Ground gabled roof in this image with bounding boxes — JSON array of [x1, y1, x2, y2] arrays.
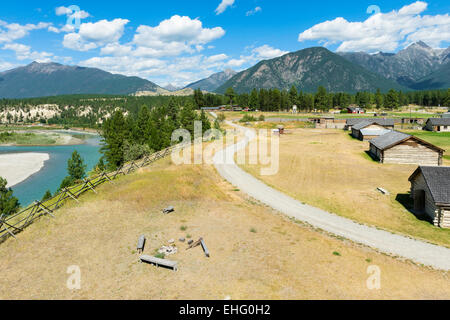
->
[[427, 118, 450, 126], [370, 131, 445, 152], [409, 166, 450, 206], [360, 128, 391, 136], [346, 118, 395, 127], [352, 120, 374, 130]]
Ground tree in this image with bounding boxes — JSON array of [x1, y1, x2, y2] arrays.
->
[[0, 177, 19, 216], [385, 89, 399, 109], [225, 87, 236, 107], [193, 89, 205, 108], [375, 89, 384, 108], [67, 150, 86, 181], [199, 110, 211, 132], [180, 103, 198, 137], [249, 89, 259, 110], [41, 190, 53, 202], [314, 86, 329, 111], [289, 85, 298, 106], [102, 110, 127, 169]]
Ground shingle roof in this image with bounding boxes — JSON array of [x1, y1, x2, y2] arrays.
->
[[409, 166, 450, 205], [370, 131, 411, 150], [360, 128, 391, 137], [352, 120, 374, 130], [346, 118, 395, 127], [427, 118, 450, 126]]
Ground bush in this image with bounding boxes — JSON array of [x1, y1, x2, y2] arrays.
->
[[239, 114, 257, 123]]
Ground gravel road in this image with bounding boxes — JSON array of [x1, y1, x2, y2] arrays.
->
[[212, 115, 450, 270]]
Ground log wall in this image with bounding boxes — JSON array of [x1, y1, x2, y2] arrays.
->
[[382, 140, 441, 166]]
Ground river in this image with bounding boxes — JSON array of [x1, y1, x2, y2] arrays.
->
[[0, 132, 102, 206]]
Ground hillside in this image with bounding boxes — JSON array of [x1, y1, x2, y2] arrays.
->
[[0, 151, 449, 299], [216, 47, 406, 94], [0, 62, 162, 98], [410, 62, 450, 90], [339, 42, 449, 89], [185, 69, 237, 92]]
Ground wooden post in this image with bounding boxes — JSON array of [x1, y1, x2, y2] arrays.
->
[[83, 179, 97, 194], [35, 201, 55, 218], [64, 188, 79, 203]]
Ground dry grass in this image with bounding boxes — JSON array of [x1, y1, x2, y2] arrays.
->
[[0, 156, 449, 300], [240, 128, 450, 248]]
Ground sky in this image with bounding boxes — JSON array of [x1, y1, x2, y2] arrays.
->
[[0, 0, 448, 87]]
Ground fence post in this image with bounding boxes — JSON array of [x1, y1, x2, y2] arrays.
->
[[64, 188, 79, 202], [35, 201, 55, 218]]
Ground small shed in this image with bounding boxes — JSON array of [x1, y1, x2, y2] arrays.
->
[[409, 166, 450, 228], [369, 131, 444, 166], [424, 118, 450, 132], [351, 120, 392, 141]]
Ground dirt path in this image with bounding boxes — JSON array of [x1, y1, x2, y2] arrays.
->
[[212, 114, 450, 271]]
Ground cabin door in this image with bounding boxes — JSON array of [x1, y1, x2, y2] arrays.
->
[[414, 190, 425, 212]]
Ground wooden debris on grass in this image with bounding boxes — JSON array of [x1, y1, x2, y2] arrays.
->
[[162, 206, 175, 214], [187, 237, 210, 258], [137, 235, 146, 254], [140, 255, 178, 271]]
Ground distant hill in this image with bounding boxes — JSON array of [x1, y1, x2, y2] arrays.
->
[[216, 47, 406, 94], [185, 69, 237, 92], [339, 42, 449, 89], [0, 62, 162, 98], [163, 84, 181, 92], [410, 62, 450, 90]]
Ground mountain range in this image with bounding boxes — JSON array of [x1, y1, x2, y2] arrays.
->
[[0, 62, 162, 98], [184, 69, 237, 92], [338, 41, 449, 89], [0, 41, 448, 99], [216, 47, 407, 94]]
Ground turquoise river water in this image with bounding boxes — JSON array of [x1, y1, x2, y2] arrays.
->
[[0, 132, 102, 206]]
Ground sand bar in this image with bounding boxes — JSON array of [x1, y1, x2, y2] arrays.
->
[[0, 153, 50, 187]]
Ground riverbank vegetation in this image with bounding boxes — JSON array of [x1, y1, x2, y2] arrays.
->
[[0, 131, 83, 146]]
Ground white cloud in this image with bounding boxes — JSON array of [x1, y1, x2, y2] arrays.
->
[[215, 0, 235, 15], [252, 44, 288, 59], [0, 21, 51, 43], [298, 1, 450, 52], [63, 19, 129, 51], [2, 43, 53, 62], [55, 6, 90, 19], [246, 6, 262, 16], [132, 15, 225, 57]]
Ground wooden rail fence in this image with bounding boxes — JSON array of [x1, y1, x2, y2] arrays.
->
[[0, 142, 190, 243]]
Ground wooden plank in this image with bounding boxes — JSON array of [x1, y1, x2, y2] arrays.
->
[[137, 235, 146, 253], [140, 255, 178, 271], [200, 239, 210, 258]]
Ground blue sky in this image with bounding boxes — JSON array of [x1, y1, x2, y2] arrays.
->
[[0, 0, 448, 87]]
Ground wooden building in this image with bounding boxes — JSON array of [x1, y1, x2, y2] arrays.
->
[[345, 118, 395, 131], [409, 166, 450, 228], [424, 118, 450, 132], [369, 131, 444, 165], [351, 120, 392, 140]]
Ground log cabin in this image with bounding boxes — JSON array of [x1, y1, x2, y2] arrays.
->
[[369, 131, 444, 165], [345, 118, 395, 131], [351, 120, 392, 140], [409, 166, 450, 228], [424, 118, 450, 132]]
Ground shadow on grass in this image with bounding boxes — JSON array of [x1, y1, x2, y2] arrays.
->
[[396, 193, 433, 224], [362, 151, 380, 163]]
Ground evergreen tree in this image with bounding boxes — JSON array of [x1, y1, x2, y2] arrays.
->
[[102, 110, 127, 169], [289, 85, 298, 106], [225, 87, 236, 107], [41, 190, 53, 202], [385, 89, 399, 109], [180, 103, 198, 137], [67, 150, 86, 181], [375, 89, 384, 108], [249, 89, 259, 110], [0, 177, 20, 216], [314, 86, 329, 110], [200, 110, 211, 132]]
